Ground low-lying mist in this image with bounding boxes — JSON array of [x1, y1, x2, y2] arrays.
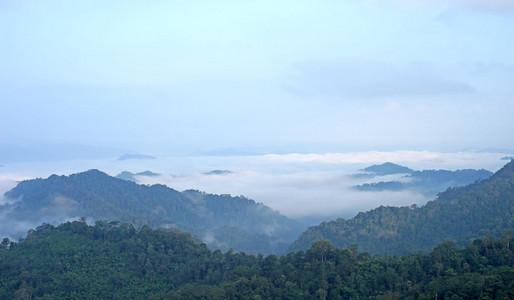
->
[[134, 170, 432, 222]]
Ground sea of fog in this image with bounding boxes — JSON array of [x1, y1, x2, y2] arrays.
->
[[0, 151, 510, 223]]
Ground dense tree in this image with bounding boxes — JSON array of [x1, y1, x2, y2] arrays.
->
[[0, 221, 512, 299], [354, 167, 493, 196], [291, 160, 514, 255], [2, 169, 301, 254]]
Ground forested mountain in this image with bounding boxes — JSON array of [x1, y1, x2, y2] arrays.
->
[[1, 170, 300, 254], [0, 220, 512, 299], [361, 162, 414, 175], [354, 168, 493, 196], [115, 170, 160, 182], [291, 160, 514, 256]]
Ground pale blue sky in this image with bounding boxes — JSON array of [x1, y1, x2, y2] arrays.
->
[[1, 0, 514, 153]]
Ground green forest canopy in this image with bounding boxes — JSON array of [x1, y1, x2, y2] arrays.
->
[[0, 220, 512, 299]]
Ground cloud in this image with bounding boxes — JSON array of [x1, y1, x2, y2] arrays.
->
[[285, 61, 475, 99], [0, 176, 21, 204], [134, 168, 434, 220], [452, 0, 514, 13], [49, 195, 79, 216], [382, 0, 514, 14]]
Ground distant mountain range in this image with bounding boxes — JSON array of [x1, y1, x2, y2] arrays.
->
[[361, 162, 414, 175], [202, 170, 233, 175], [2, 170, 301, 254], [116, 153, 157, 160], [290, 160, 514, 255], [115, 170, 161, 182], [353, 162, 493, 196]]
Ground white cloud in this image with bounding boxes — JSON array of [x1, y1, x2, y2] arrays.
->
[[455, 0, 514, 13], [0, 177, 20, 205], [384, 0, 514, 13]]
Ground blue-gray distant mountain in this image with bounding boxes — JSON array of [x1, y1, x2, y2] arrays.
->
[[354, 168, 493, 196], [203, 170, 233, 175], [361, 162, 414, 175], [116, 170, 160, 182], [117, 153, 157, 160], [2, 170, 301, 254], [290, 160, 514, 256]]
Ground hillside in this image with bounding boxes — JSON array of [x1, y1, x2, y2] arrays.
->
[[115, 170, 160, 182], [1, 170, 300, 254], [354, 168, 493, 196], [361, 162, 414, 175], [0, 220, 512, 299], [290, 160, 514, 255]]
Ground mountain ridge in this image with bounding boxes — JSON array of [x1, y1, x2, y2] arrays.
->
[[290, 160, 514, 255], [2, 169, 300, 254]]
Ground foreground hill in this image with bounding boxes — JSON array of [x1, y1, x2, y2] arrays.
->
[[0, 221, 512, 299], [291, 160, 514, 255], [2, 169, 300, 254]]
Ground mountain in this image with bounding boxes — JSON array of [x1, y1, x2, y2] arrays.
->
[[203, 170, 233, 175], [361, 162, 414, 175], [1, 220, 512, 299], [115, 170, 160, 182], [290, 160, 514, 255], [116, 153, 157, 160], [354, 168, 493, 196], [1, 170, 300, 254]]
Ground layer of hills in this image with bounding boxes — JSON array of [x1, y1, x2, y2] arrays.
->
[[0, 220, 512, 299], [291, 160, 514, 255], [353, 162, 493, 196], [115, 170, 160, 182], [1, 161, 511, 257], [2, 169, 301, 254]]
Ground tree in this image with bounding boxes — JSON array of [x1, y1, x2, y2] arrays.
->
[[308, 240, 336, 263]]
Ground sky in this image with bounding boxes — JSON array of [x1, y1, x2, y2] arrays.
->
[[1, 0, 514, 154]]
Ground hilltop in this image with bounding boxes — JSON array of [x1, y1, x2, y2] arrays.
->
[[291, 160, 514, 255], [2, 169, 300, 254], [361, 162, 414, 175], [354, 168, 493, 196]]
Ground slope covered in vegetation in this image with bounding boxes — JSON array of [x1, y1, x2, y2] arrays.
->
[[291, 160, 514, 255], [0, 221, 512, 299], [354, 168, 493, 196], [2, 170, 300, 254]]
